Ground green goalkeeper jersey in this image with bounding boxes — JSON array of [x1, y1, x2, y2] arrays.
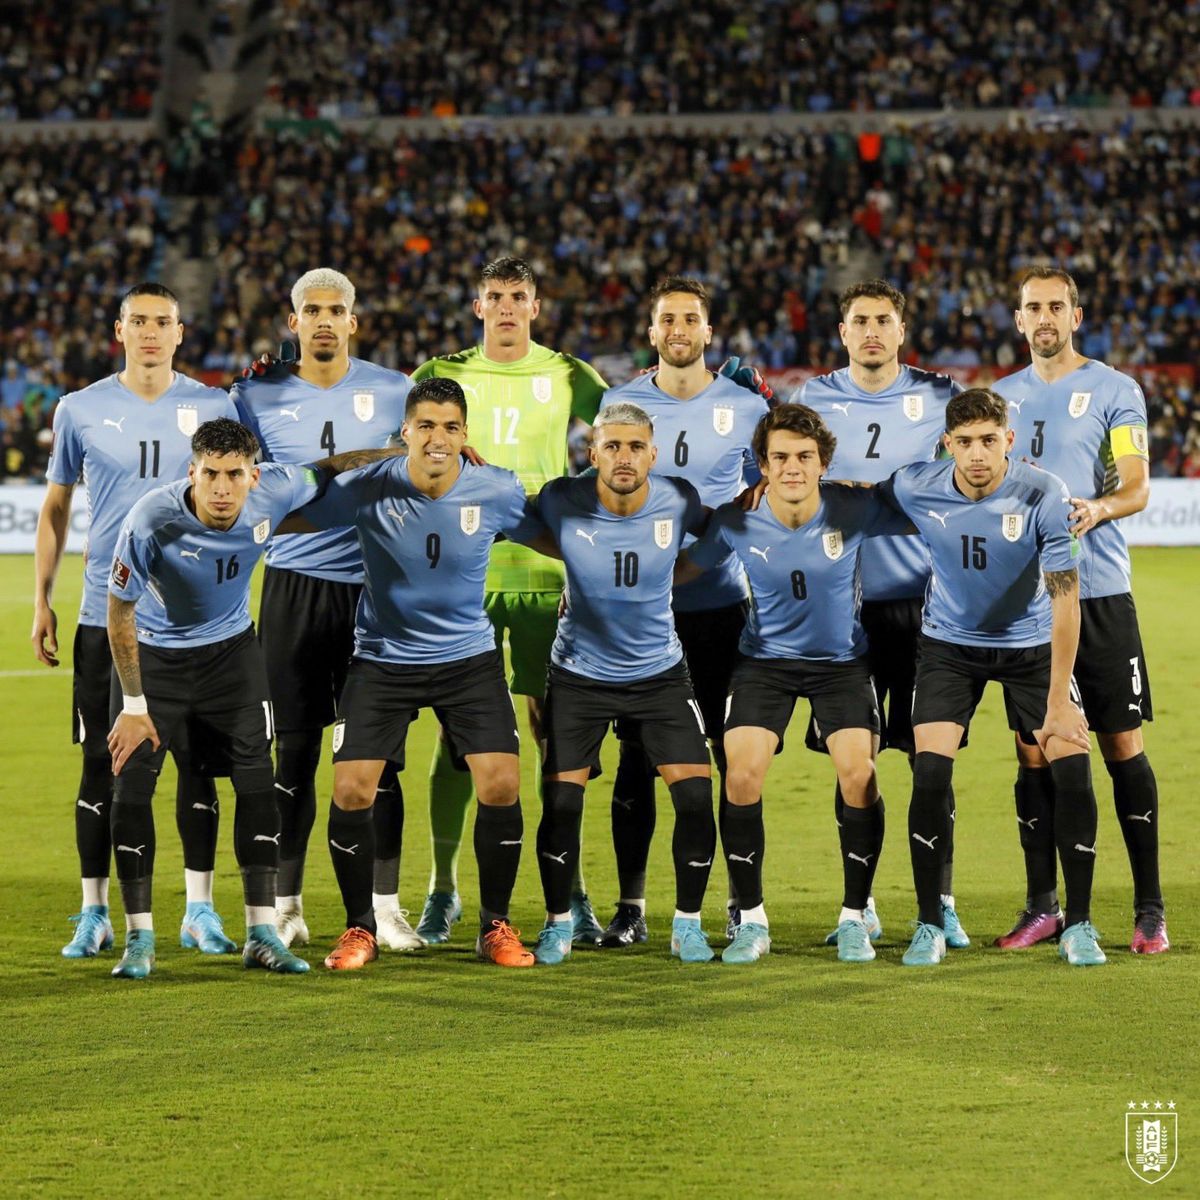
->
[[411, 342, 608, 591]]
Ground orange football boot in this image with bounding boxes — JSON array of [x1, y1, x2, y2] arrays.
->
[[476, 920, 535, 968], [324, 926, 379, 971]]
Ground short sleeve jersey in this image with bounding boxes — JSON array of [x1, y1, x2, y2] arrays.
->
[[795, 365, 959, 602], [536, 475, 704, 683], [45, 373, 237, 627], [298, 458, 540, 665], [689, 485, 909, 661], [232, 358, 412, 584], [607, 371, 768, 612], [880, 458, 1079, 649], [412, 342, 608, 592], [109, 463, 322, 648], [992, 360, 1148, 600]]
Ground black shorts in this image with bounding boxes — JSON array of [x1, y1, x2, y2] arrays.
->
[[805, 596, 923, 756], [911, 635, 1054, 746], [727, 655, 880, 754], [616, 603, 746, 746], [112, 627, 275, 791], [543, 661, 709, 778], [1075, 594, 1153, 733], [72, 624, 113, 756], [333, 650, 518, 766], [259, 567, 360, 732]]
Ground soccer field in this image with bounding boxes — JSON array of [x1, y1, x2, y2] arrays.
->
[[1, 550, 1195, 1198]]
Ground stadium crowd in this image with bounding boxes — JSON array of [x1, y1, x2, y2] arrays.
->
[[3, 120, 1198, 478], [268, 0, 1200, 118]]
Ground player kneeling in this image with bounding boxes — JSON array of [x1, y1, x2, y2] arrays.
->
[[677, 405, 905, 963]]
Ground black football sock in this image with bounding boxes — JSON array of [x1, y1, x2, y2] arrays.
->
[[328, 804, 376, 932], [274, 729, 321, 897], [1014, 766, 1059, 913], [233, 789, 280, 909], [112, 767, 158, 917], [840, 800, 883, 911], [76, 754, 114, 880], [1107, 754, 1162, 914], [611, 742, 656, 899], [669, 776, 716, 913], [909, 753, 954, 928], [941, 784, 957, 895], [174, 763, 219, 873], [1050, 754, 1099, 929], [721, 801, 764, 911], [474, 799, 523, 927], [537, 780, 584, 915], [713, 743, 738, 906], [372, 763, 404, 896]]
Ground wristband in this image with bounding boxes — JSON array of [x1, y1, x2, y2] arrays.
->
[[122, 694, 149, 716]]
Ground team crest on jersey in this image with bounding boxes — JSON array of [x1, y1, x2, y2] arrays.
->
[[822, 531, 844, 560], [902, 394, 924, 421], [712, 405, 735, 436], [654, 519, 674, 549], [353, 391, 375, 422], [531, 376, 552, 404], [460, 505, 482, 535], [253, 518, 271, 544], [1001, 513, 1024, 542], [176, 405, 199, 436], [1068, 391, 1091, 418]]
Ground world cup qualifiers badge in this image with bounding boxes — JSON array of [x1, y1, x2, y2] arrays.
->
[[1125, 1101, 1177, 1184]]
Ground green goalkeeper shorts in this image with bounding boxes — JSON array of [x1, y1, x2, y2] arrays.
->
[[484, 590, 561, 700]]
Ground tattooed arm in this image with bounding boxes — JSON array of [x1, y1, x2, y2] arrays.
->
[[106, 593, 160, 774], [1037, 566, 1089, 753], [312, 447, 406, 477]]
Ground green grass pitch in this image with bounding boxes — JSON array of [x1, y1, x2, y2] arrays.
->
[[1, 550, 1196, 1197]]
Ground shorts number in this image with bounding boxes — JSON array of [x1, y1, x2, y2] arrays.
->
[[790, 569, 807, 600], [215, 554, 239, 583], [426, 533, 441, 569], [492, 407, 520, 445], [674, 431, 689, 468], [1030, 420, 1045, 458], [866, 423, 882, 459], [613, 551, 639, 587], [138, 440, 161, 478], [960, 535, 987, 570], [320, 420, 336, 457], [1130, 656, 1142, 697]]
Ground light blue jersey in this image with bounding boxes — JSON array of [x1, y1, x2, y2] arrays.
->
[[299, 458, 539, 665], [795, 366, 959, 602], [608, 371, 767, 612], [110, 463, 322, 648], [537, 475, 705, 683], [233, 358, 412, 584], [880, 458, 1079, 649], [46, 373, 236, 627], [992, 360, 1148, 600], [689, 484, 910, 662]]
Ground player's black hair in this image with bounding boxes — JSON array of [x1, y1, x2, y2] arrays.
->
[[119, 281, 181, 319], [648, 275, 711, 320], [191, 417, 260, 461], [945, 388, 1009, 432], [838, 279, 906, 320], [752, 404, 837, 468], [1018, 266, 1080, 309], [479, 256, 536, 290], [406, 376, 468, 420]]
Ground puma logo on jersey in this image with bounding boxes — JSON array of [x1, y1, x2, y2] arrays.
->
[[575, 528, 598, 546], [180, 548, 202, 560], [911, 833, 939, 850], [749, 545, 770, 563], [103, 417, 126, 432], [926, 510, 950, 528], [384, 507, 407, 526], [1007, 398, 1027, 413], [279, 407, 301, 421], [829, 402, 852, 416]]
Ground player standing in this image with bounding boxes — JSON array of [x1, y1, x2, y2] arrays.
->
[[409, 257, 608, 945], [33, 283, 238, 960], [994, 268, 1166, 953], [530, 402, 718, 966], [794, 280, 969, 948], [597, 277, 768, 947], [233, 269, 416, 952], [880, 390, 1104, 968]]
